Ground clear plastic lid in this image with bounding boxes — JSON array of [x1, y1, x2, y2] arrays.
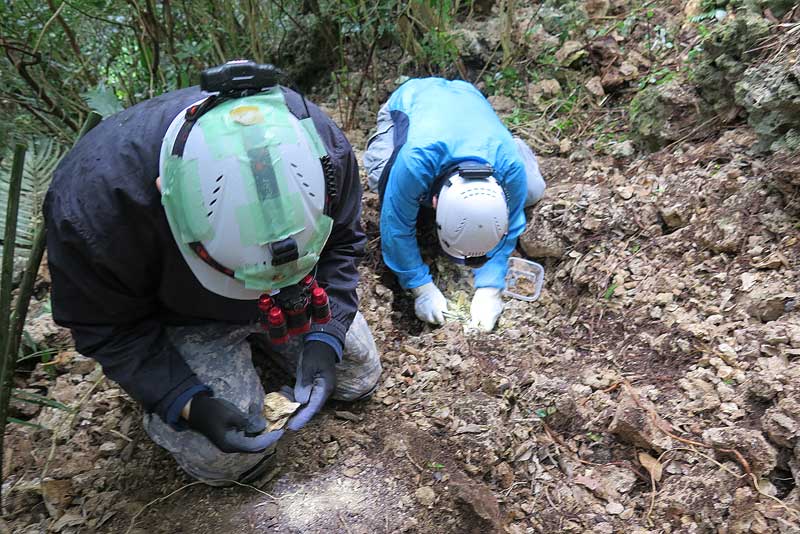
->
[[503, 257, 544, 302]]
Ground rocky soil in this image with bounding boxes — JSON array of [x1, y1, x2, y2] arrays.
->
[[3, 1, 800, 533]]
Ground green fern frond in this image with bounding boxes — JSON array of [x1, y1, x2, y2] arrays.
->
[[0, 138, 66, 267]]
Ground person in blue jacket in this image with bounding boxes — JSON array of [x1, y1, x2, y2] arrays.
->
[[363, 77, 546, 332]]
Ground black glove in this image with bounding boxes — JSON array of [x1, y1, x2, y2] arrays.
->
[[187, 392, 284, 453], [288, 340, 337, 431]]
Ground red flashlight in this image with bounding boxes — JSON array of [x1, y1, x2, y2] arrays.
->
[[311, 286, 331, 324]]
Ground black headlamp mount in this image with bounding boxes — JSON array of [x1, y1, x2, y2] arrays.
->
[[201, 60, 284, 97], [431, 160, 494, 199]]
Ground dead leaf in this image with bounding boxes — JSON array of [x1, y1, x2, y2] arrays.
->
[[41, 478, 73, 518], [52, 513, 84, 532], [268, 416, 290, 432], [638, 452, 663, 482], [574, 474, 601, 491], [741, 272, 758, 292], [585, 76, 605, 97]]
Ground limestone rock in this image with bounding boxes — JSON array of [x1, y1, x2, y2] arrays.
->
[[451, 480, 502, 534], [655, 472, 743, 526], [41, 478, 73, 518], [735, 61, 800, 153], [538, 79, 562, 98], [488, 95, 515, 114], [630, 80, 702, 151], [584, 0, 610, 18], [415, 486, 436, 507], [609, 392, 673, 453], [744, 283, 797, 322], [659, 203, 689, 228], [585, 76, 605, 97], [519, 220, 566, 258], [702, 427, 777, 477], [263, 392, 301, 431], [761, 397, 800, 448], [555, 41, 586, 67], [692, 14, 771, 116]]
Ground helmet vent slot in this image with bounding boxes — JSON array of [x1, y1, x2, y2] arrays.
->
[[207, 175, 224, 220]]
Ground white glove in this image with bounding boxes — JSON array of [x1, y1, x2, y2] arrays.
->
[[470, 287, 504, 332], [411, 282, 448, 325]]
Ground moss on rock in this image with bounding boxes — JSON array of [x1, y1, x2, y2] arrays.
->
[[701, 0, 796, 17], [538, 0, 588, 36], [743, 0, 797, 17], [735, 61, 800, 153], [690, 13, 770, 115], [629, 80, 701, 150]]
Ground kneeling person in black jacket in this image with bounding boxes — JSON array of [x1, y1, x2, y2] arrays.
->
[[44, 62, 381, 485]]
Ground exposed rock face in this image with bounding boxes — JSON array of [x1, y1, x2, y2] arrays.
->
[[692, 13, 771, 115], [735, 60, 800, 153], [744, 0, 798, 17], [629, 80, 702, 150]]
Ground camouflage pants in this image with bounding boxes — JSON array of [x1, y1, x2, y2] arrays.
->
[[142, 312, 381, 485]]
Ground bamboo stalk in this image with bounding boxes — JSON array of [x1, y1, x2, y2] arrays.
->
[[0, 144, 27, 510]]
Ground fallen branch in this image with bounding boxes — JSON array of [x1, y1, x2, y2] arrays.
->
[[405, 451, 424, 472]]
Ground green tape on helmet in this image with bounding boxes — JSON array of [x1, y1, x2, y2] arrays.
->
[[236, 192, 305, 247], [235, 214, 334, 290], [299, 117, 328, 158], [233, 123, 306, 246], [161, 156, 213, 243], [198, 88, 298, 160], [160, 85, 334, 297]]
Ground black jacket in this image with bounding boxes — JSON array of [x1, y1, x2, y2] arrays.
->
[[44, 86, 365, 421]]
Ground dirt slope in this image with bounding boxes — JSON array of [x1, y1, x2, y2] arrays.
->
[[4, 2, 800, 532], [3, 120, 798, 533]]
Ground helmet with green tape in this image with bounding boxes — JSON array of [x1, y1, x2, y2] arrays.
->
[[159, 79, 334, 300]]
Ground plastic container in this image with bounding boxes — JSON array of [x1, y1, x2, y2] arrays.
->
[[503, 257, 544, 302]]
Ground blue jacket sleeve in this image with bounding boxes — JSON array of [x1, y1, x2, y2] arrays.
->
[[380, 149, 434, 290], [473, 162, 527, 288]]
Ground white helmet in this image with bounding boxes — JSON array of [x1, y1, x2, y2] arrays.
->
[[435, 162, 509, 267], [159, 85, 333, 300]]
